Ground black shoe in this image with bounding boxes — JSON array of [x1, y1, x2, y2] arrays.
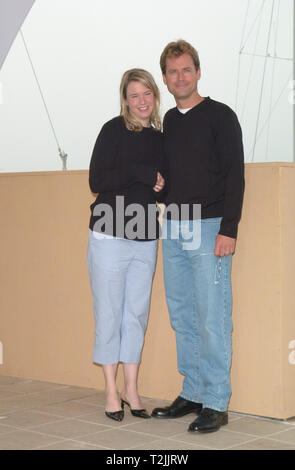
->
[[105, 409, 124, 422], [188, 407, 228, 433], [152, 396, 202, 419], [121, 398, 151, 419]]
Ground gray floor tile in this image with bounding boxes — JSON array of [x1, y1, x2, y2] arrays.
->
[[73, 394, 105, 406], [168, 429, 260, 450], [34, 401, 103, 418], [0, 376, 28, 386], [77, 410, 146, 427], [0, 393, 57, 411], [26, 387, 98, 405], [32, 418, 109, 439], [269, 427, 295, 445], [229, 437, 295, 450], [0, 404, 21, 415], [225, 416, 290, 437], [0, 429, 64, 450], [35, 439, 109, 450], [0, 423, 21, 435], [78, 428, 161, 450], [0, 379, 68, 395], [130, 437, 208, 450], [0, 410, 66, 429], [142, 398, 171, 406], [124, 418, 189, 438], [0, 398, 37, 413], [0, 389, 26, 399]]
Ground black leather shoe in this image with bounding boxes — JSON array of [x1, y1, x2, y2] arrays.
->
[[152, 396, 202, 419], [188, 407, 228, 433], [105, 410, 124, 422], [121, 399, 151, 419]]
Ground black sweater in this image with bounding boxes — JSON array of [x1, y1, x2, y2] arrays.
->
[[162, 97, 245, 238], [89, 116, 165, 240]]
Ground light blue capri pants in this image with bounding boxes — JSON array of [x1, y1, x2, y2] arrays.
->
[[87, 229, 158, 365]]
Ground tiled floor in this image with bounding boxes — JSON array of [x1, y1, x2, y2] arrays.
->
[[0, 375, 294, 450]]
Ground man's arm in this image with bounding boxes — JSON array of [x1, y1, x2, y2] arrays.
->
[[214, 108, 245, 256]]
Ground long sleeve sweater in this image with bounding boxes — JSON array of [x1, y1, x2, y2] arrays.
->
[[89, 116, 165, 240], [162, 97, 245, 238]]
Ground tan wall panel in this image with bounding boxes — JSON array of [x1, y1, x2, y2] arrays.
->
[[0, 165, 294, 418], [281, 167, 295, 418], [229, 165, 283, 417], [0, 172, 95, 385]]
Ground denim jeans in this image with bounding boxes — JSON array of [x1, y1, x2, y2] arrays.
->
[[162, 218, 233, 411]]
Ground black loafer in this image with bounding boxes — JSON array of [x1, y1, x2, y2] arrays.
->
[[188, 407, 228, 433], [152, 396, 202, 419]]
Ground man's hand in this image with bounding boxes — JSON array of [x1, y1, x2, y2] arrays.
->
[[214, 234, 236, 257], [153, 172, 165, 192]]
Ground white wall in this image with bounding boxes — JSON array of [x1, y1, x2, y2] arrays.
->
[[0, 0, 293, 172]]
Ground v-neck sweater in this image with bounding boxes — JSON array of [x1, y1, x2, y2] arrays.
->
[[162, 97, 245, 238]]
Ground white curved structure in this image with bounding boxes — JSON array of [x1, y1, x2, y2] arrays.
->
[[0, 0, 35, 70]]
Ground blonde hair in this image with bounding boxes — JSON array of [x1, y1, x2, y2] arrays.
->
[[120, 68, 161, 132], [160, 39, 200, 75]]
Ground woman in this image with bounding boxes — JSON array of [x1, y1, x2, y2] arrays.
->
[[87, 69, 165, 421]]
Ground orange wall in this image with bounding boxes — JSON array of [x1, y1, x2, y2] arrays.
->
[[0, 164, 294, 419]]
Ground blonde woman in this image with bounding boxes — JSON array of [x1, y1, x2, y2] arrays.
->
[[88, 69, 165, 421]]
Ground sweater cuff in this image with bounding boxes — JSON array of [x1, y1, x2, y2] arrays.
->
[[219, 218, 238, 239]]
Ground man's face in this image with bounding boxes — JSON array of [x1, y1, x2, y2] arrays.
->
[[163, 53, 200, 102]]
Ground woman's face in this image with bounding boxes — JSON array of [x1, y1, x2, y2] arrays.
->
[[125, 81, 155, 127]]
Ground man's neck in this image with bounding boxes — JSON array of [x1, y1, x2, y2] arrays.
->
[[176, 92, 204, 110]]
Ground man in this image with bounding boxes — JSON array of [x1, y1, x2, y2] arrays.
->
[[152, 40, 244, 433]]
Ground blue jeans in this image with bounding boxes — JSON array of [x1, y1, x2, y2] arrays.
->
[[162, 218, 233, 411]]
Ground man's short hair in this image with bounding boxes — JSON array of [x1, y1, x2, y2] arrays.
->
[[160, 39, 200, 75]]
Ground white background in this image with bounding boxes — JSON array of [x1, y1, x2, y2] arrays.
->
[[0, 0, 293, 172]]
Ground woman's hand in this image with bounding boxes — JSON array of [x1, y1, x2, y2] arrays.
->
[[153, 172, 165, 192]]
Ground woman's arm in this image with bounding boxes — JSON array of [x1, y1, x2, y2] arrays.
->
[[89, 121, 158, 193], [89, 121, 131, 193]]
